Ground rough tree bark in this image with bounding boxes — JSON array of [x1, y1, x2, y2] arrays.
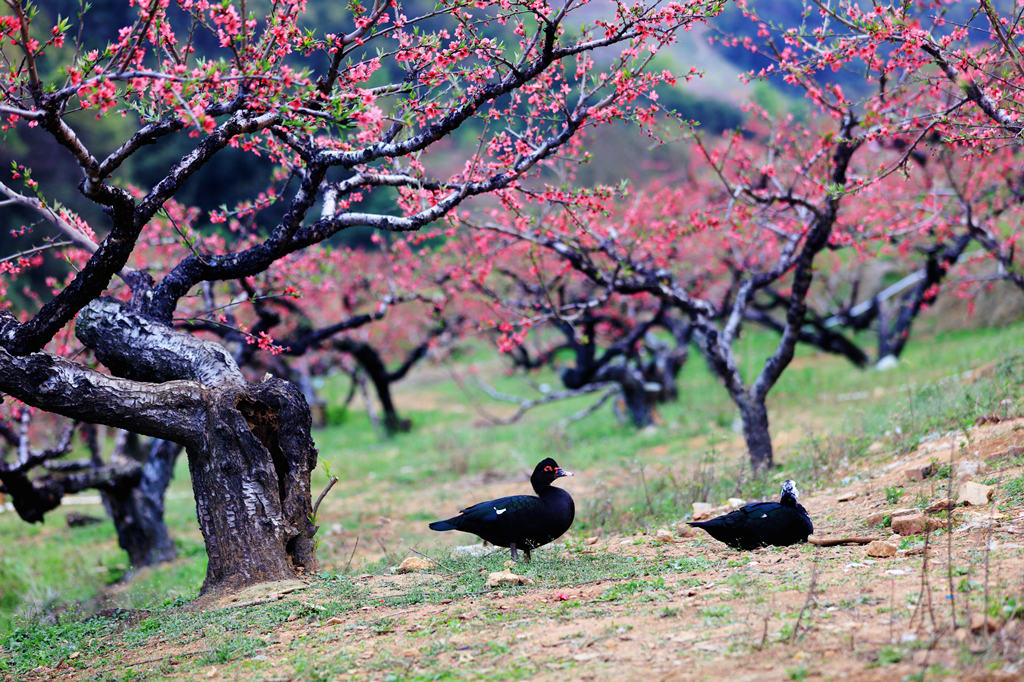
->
[[187, 378, 317, 589], [76, 299, 318, 592], [1, 299, 318, 593], [735, 394, 773, 469]]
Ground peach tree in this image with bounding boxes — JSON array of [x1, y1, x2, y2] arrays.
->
[[0, 0, 721, 593]]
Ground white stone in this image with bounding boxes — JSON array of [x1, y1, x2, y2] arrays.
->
[[692, 502, 713, 520], [955, 460, 986, 480], [957, 481, 995, 507], [451, 544, 491, 558]]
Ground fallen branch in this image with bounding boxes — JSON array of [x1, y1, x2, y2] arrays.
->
[[808, 535, 881, 546]]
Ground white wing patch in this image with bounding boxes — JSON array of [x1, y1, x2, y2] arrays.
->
[[494, 508, 507, 515], [760, 513, 768, 518]]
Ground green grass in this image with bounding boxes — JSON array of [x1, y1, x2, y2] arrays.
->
[[0, 547, 709, 677], [1, 316, 1024, 670], [0, 511, 132, 633], [372, 550, 677, 609], [597, 576, 668, 602], [1001, 474, 1024, 511], [0, 455, 207, 635], [885, 485, 905, 505]]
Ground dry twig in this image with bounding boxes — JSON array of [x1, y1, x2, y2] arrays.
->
[[790, 561, 820, 642]]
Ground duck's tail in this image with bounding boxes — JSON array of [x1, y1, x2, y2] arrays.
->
[[428, 518, 458, 531]]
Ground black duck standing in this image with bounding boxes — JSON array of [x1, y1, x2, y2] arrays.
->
[[429, 458, 575, 561], [687, 479, 812, 550]]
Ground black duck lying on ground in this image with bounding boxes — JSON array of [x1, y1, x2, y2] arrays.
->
[[688, 479, 813, 550], [428, 458, 575, 561]]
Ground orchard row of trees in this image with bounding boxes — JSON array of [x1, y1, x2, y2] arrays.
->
[[1, 0, 1022, 594]]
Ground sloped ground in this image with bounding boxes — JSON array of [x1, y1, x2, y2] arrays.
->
[[8, 416, 1024, 681]]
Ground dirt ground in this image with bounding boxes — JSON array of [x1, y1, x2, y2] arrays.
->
[[18, 415, 1024, 681]]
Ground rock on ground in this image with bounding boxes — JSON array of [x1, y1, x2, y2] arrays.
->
[[891, 511, 928, 536], [396, 556, 432, 573], [865, 540, 897, 557], [956, 460, 987, 480], [889, 511, 947, 535], [451, 544, 491, 558], [691, 502, 713, 520], [957, 481, 995, 506], [904, 463, 934, 481], [486, 570, 535, 588]]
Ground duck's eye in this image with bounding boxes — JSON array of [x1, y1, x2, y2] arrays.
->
[[544, 465, 552, 471]]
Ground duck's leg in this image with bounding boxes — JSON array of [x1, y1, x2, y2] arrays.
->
[[509, 543, 519, 561], [523, 548, 532, 563]]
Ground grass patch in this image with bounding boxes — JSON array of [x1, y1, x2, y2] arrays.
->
[[598, 577, 669, 602], [1001, 474, 1024, 511], [0, 547, 688, 677], [0, 615, 118, 675]]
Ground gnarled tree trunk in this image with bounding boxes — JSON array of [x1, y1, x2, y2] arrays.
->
[[0, 298, 322, 594], [642, 319, 692, 403], [600, 363, 656, 429], [97, 433, 181, 569], [736, 395, 773, 472], [335, 338, 411, 434], [188, 378, 318, 590], [877, 232, 974, 364]]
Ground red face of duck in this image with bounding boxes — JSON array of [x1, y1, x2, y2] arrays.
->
[[535, 458, 573, 484], [550, 464, 573, 479]]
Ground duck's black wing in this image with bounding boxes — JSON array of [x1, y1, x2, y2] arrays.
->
[[689, 502, 810, 550], [794, 502, 814, 538], [428, 494, 544, 547], [688, 503, 770, 549]]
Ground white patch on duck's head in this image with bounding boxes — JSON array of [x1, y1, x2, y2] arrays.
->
[[781, 479, 799, 500]]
